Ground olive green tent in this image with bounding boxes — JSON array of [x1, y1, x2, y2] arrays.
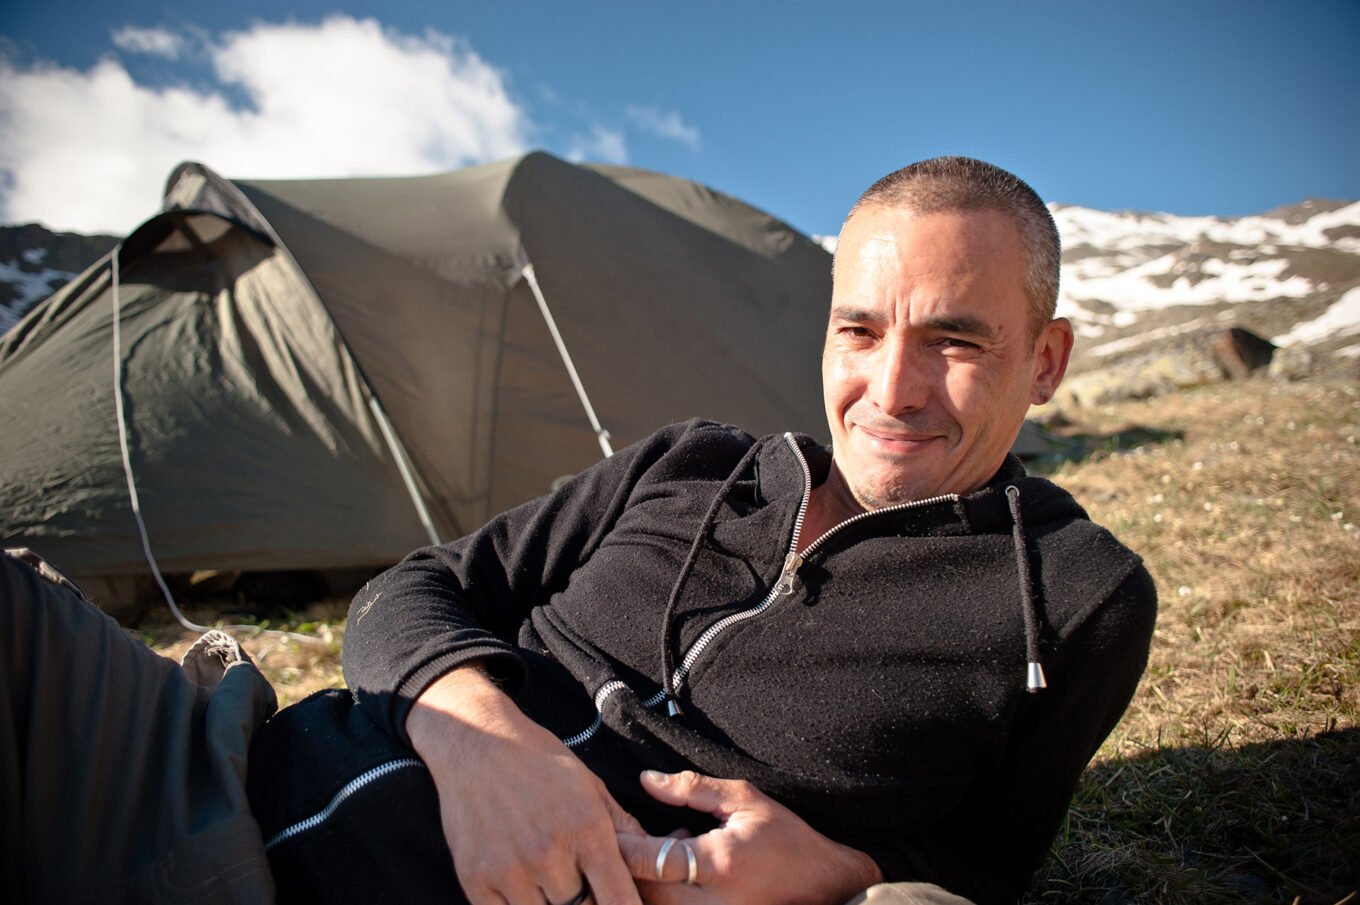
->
[[0, 152, 833, 600]]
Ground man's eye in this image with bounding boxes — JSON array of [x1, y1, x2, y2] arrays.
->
[[839, 325, 874, 338], [938, 337, 981, 350]]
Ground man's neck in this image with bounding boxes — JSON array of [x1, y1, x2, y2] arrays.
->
[[799, 463, 866, 554]]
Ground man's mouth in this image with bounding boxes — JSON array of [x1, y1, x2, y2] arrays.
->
[[855, 423, 943, 454]]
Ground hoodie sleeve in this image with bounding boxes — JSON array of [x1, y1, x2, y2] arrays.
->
[[342, 419, 750, 744], [861, 565, 1158, 904]]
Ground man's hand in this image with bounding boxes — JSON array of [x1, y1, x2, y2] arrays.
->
[[407, 666, 644, 905], [615, 771, 883, 905]]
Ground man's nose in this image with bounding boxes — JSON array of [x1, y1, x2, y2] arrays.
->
[[868, 341, 930, 414]]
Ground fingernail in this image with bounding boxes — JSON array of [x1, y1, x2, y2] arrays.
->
[[642, 769, 667, 783]]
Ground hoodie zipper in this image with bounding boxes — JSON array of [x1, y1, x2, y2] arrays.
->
[[666, 433, 959, 702]]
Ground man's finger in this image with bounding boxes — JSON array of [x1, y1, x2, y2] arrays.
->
[[615, 832, 704, 885], [639, 770, 752, 816], [577, 830, 645, 905], [541, 874, 591, 905]]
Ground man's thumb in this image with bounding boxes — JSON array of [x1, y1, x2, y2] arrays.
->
[[640, 770, 733, 813]]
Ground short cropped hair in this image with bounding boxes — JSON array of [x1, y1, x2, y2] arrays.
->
[[838, 157, 1061, 337]]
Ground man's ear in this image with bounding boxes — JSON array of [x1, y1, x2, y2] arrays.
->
[[1030, 317, 1074, 405]]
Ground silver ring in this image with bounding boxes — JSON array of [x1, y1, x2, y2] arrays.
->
[[680, 839, 698, 885], [655, 836, 677, 881]]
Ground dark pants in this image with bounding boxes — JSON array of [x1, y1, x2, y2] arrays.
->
[[247, 688, 462, 903], [0, 550, 277, 904]]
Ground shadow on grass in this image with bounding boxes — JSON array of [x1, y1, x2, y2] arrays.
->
[[1027, 727, 1360, 904], [1025, 424, 1186, 473]]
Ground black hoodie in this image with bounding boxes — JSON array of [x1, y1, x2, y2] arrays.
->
[[343, 419, 1156, 904]]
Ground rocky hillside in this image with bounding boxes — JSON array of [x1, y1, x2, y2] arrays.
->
[[0, 224, 119, 334], [1051, 199, 1360, 405]]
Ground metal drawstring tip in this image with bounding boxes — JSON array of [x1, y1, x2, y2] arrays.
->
[[666, 697, 682, 718], [1027, 661, 1048, 692]]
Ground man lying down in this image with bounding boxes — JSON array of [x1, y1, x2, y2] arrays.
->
[[2, 157, 1156, 905]]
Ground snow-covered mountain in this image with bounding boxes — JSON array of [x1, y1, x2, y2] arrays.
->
[[1051, 200, 1360, 375], [0, 225, 119, 334]]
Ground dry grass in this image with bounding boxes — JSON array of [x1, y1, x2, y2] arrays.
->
[[137, 599, 347, 708], [140, 377, 1359, 901], [1028, 377, 1359, 903]]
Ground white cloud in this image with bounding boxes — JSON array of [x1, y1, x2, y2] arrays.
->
[[0, 16, 530, 234], [111, 25, 188, 59], [625, 105, 701, 151], [566, 125, 628, 165]]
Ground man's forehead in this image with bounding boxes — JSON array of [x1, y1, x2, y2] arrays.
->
[[836, 208, 1024, 277], [830, 207, 1030, 336], [853, 232, 901, 258]]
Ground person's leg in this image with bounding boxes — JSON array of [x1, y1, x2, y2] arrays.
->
[[247, 687, 461, 903], [1, 549, 277, 904]]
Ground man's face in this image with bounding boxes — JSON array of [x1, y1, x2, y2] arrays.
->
[[822, 206, 1071, 508]]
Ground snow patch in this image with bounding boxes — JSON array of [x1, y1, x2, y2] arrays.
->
[[1061, 254, 1314, 311], [1053, 201, 1360, 255], [1272, 287, 1360, 347], [0, 260, 73, 310]]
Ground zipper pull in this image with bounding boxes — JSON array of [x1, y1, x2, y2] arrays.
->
[[774, 551, 803, 596]]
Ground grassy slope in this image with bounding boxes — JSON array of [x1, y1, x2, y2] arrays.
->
[[1029, 378, 1359, 904], [141, 377, 1359, 903]]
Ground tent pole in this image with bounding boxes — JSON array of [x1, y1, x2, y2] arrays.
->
[[520, 261, 614, 458], [368, 395, 442, 546]]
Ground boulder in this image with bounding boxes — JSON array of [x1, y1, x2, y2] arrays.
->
[[1058, 325, 1282, 408], [1210, 328, 1276, 379], [1268, 344, 1315, 381]]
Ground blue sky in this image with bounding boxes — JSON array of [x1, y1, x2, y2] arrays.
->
[[1, 0, 1356, 236]]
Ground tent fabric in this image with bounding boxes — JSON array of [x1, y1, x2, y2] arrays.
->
[[0, 209, 429, 579], [227, 152, 831, 530], [0, 152, 833, 588]]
